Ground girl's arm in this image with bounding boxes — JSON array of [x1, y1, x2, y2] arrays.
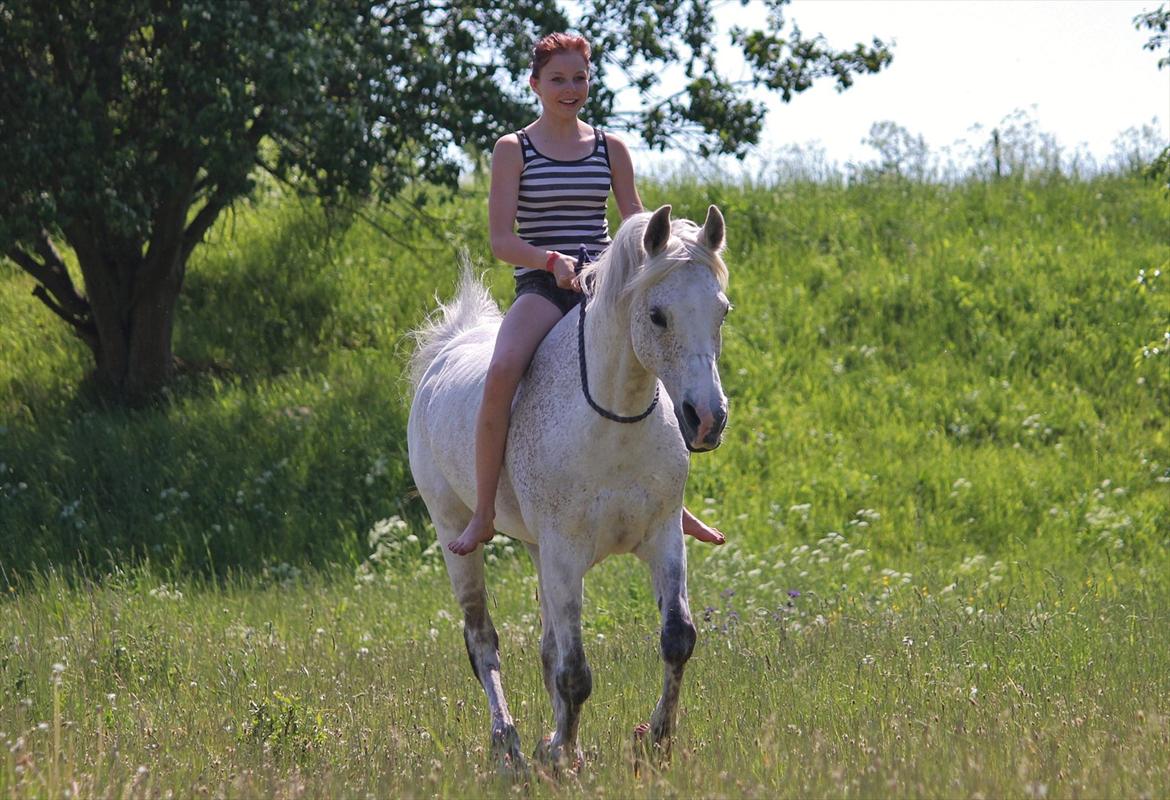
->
[[488, 135, 554, 270], [607, 133, 644, 220], [489, 134, 578, 289]]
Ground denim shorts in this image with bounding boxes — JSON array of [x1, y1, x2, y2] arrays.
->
[[514, 270, 583, 316]]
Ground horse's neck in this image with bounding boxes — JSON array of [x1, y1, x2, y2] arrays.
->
[[581, 303, 657, 418]]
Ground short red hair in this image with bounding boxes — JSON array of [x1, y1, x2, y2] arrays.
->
[[531, 33, 591, 78]]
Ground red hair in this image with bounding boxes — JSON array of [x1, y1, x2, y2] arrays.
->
[[531, 33, 591, 78]]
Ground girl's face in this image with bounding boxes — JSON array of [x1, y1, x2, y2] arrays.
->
[[530, 51, 590, 119]]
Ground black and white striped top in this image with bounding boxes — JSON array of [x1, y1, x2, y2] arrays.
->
[[514, 127, 612, 275]]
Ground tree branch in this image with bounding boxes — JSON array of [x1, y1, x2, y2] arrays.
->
[[8, 237, 98, 347], [9, 236, 91, 320], [31, 285, 98, 349], [181, 193, 229, 263]]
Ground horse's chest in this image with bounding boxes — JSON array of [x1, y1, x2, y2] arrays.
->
[[584, 435, 685, 515], [584, 484, 676, 554]]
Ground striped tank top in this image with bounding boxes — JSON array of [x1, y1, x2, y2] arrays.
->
[[514, 127, 612, 274]]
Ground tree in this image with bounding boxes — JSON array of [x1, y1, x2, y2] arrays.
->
[[1135, 4, 1169, 69], [860, 121, 931, 181], [1, 0, 892, 403], [1134, 5, 1170, 189]]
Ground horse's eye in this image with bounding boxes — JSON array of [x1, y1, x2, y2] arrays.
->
[[649, 307, 667, 328]]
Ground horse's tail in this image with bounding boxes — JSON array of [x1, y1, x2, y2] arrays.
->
[[408, 256, 501, 391]]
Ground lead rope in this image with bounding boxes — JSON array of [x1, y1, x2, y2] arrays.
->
[[575, 245, 659, 423]]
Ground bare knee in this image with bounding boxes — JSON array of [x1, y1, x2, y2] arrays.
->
[[482, 358, 526, 406]]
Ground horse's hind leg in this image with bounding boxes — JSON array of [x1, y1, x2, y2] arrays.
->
[[436, 514, 524, 769], [635, 523, 697, 758]]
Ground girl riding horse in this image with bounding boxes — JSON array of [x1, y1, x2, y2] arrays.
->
[[449, 32, 726, 555]]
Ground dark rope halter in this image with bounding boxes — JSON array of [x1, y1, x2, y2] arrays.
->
[[575, 246, 660, 423]]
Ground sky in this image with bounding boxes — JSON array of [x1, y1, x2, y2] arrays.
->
[[629, 0, 1170, 173]]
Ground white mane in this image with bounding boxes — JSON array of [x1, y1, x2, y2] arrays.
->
[[579, 211, 728, 316]]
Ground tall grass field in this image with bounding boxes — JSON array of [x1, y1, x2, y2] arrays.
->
[[1, 173, 1168, 797]]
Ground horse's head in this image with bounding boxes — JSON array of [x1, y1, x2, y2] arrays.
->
[[628, 204, 731, 452]]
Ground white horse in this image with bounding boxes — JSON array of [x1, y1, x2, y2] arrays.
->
[[406, 204, 731, 769]]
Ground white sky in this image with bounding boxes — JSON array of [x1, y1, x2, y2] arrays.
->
[[630, 0, 1170, 173]]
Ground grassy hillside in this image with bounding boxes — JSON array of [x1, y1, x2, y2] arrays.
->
[[2, 175, 1165, 583], [1, 174, 1168, 797]]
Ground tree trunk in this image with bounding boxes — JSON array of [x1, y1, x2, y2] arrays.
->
[[60, 159, 200, 405], [71, 229, 185, 406]]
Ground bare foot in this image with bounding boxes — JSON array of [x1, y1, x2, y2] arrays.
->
[[448, 513, 495, 555], [682, 515, 726, 545]]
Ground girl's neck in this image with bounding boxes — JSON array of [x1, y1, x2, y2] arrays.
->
[[530, 115, 588, 141]]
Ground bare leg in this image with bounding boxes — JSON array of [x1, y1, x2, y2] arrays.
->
[[682, 505, 725, 545], [449, 295, 564, 555]]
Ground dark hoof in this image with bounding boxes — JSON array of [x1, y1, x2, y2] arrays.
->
[[491, 724, 526, 776], [631, 722, 672, 776], [534, 733, 584, 775]]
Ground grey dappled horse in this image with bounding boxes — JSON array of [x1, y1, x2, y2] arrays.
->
[[407, 204, 730, 769]]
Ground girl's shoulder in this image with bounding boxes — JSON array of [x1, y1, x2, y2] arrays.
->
[[493, 131, 525, 152], [491, 133, 525, 171], [600, 130, 634, 165], [486, 135, 524, 183], [598, 129, 631, 152], [600, 128, 626, 143]]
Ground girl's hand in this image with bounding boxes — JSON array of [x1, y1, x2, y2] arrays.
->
[[551, 253, 581, 292]]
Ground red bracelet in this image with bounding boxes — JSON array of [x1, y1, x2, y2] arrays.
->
[[545, 251, 558, 272]]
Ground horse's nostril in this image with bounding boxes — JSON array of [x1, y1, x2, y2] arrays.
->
[[713, 406, 728, 432], [682, 402, 701, 431]]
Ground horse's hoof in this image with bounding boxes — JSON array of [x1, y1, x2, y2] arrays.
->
[[491, 724, 526, 776], [534, 733, 552, 764], [631, 721, 672, 775], [631, 722, 652, 777], [534, 733, 584, 775]]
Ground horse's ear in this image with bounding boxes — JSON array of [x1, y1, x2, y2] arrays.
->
[[699, 205, 725, 253], [644, 204, 672, 256]]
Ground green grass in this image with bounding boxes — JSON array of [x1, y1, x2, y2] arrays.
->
[[1, 558, 1167, 797], [1, 173, 1168, 796]]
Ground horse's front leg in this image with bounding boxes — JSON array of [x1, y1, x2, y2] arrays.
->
[[634, 516, 697, 758], [533, 540, 592, 771]]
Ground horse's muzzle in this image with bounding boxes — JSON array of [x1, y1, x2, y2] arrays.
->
[[678, 400, 728, 452]]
